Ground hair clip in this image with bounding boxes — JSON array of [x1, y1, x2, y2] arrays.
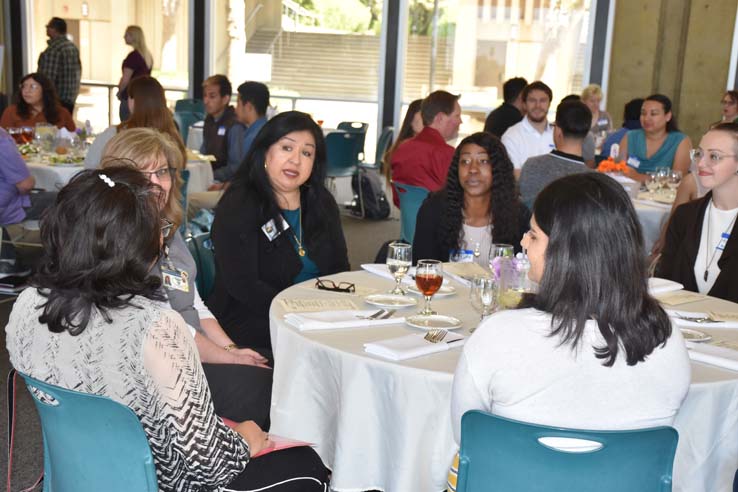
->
[[99, 173, 115, 188]]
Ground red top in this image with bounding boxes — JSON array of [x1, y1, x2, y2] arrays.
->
[[390, 126, 455, 206], [0, 104, 76, 131]]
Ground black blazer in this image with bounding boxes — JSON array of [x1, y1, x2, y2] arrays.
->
[[412, 191, 531, 263], [207, 184, 350, 350], [657, 193, 738, 303]]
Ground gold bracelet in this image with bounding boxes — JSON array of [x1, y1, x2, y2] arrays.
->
[[223, 343, 237, 351]]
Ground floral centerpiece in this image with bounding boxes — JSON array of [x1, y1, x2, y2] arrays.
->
[[596, 156, 628, 174]]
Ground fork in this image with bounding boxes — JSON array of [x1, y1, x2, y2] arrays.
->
[[358, 309, 386, 320], [424, 329, 448, 343], [675, 314, 722, 324]]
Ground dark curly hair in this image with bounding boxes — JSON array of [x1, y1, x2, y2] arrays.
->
[[32, 167, 165, 335], [16, 73, 61, 124], [439, 132, 520, 253]]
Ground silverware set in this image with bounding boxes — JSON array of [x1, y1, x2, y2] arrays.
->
[[358, 309, 396, 320], [424, 329, 449, 343], [675, 314, 722, 324]]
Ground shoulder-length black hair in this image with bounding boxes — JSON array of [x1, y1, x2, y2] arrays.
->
[[645, 94, 679, 133], [438, 132, 520, 253], [32, 167, 165, 335], [518, 172, 671, 367], [16, 72, 61, 124], [230, 110, 329, 243]]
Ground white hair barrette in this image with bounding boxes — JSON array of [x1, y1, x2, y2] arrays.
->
[[99, 173, 115, 188]]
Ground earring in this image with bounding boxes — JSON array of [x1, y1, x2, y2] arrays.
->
[[264, 162, 268, 170]]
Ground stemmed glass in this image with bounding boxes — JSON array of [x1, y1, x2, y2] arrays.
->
[[415, 259, 443, 316], [667, 170, 682, 199], [645, 172, 659, 199], [489, 243, 514, 289], [469, 275, 498, 332], [386, 241, 412, 295], [656, 167, 670, 192]]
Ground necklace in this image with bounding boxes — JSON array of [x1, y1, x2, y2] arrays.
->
[[287, 208, 306, 257], [703, 200, 738, 281], [465, 221, 492, 258]]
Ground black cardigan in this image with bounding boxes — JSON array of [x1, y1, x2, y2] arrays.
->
[[412, 191, 531, 263], [657, 193, 738, 303], [207, 183, 350, 350]]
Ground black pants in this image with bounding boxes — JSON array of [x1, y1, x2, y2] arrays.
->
[[225, 446, 330, 491], [203, 363, 273, 430]]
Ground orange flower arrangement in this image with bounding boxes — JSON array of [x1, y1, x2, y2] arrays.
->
[[596, 157, 629, 174]]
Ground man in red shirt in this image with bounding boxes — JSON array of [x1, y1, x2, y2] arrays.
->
[[390, 90, 461, 206]]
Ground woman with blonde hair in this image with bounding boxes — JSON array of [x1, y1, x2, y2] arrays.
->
[[118, 25, 154, 121], [85, 76, 183, 170], [101, 127, 274, 427], [581, 84, 612, 148]]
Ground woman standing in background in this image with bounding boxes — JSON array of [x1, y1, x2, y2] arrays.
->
[[118, 25, 153, 122]]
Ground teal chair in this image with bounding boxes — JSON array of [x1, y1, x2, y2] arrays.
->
[[337, 121, 368, 162], [392, 181, 429, 244], [20, 373, 158, 492], [325, 131, 362, 194], [179, 169, 191, 236], [185, 231, 216, 301], [456, 411, 679, 492], [174, 98, 205, 114], [174, 112, 204, 143], [360, 126, 394, 170]]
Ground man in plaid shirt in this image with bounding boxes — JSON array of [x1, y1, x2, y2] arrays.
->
[[37, 17, 81, 114]]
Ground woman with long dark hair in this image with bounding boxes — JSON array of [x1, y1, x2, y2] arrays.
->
[[6, 167, 329, 491], [208, 111, 350, 353], [412, 131, 529, 266], [450, 172, 690, 445], [381, 98, 422, 184], [618, 93, 691, 181], [0, 72, 75, 130], [85, 75, 184, 169]]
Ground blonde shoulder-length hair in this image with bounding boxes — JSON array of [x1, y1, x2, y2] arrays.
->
[[125, 25, 154, 69], [100, 127, 184, 232]]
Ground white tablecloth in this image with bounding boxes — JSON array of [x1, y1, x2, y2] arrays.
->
[[27, 159, 213, 194], [269, 271, 738, 492], [633, 198, 672, 253]]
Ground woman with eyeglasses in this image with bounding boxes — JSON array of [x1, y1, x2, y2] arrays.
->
[[617, 94, 691, 182], [715, 90, 738, 126], [657, 122, 738, 302], [0, 72, 75, 131], [100, 128, 274, 428], [6, 167, 330, 491], [84, 76, 180, 169], [208, 111, 350, 354]]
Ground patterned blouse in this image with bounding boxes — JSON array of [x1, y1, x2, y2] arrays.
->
[[6, 289, 250, 492]]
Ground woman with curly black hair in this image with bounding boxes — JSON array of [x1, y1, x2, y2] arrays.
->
[[0, 72, 75, 131], [412, 132, 530, 266]]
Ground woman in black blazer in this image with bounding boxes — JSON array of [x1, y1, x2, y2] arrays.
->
[[413, 132, 529, 265], [208, 111, 350, 353], [657, 123, 738, 303]]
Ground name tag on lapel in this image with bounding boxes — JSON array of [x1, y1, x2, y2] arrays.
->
[[261, 217, 290, 242], [217, 126, 227, 136]]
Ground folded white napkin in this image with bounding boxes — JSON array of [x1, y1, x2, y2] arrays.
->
[[667, 310, 738, 329], [56, 127, 76, 140], [648, 277, 684, 295], [363, 332, 465, 361], [361, 263, 450, 286], [284, 310, 404, 331], [686, 342, 738, 372]]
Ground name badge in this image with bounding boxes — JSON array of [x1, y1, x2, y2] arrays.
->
[[261, 217, 290, 242], [217, 126, 227, 136], [598, 118, 609, 126], [717, 232, 731, 251], [627, 156, 641, 169], [162, 268, 189, 292], [450, 249, 474, 263]]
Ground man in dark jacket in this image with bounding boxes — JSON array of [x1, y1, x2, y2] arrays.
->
[[201, 74, 238, 171], [483, 77, 527, 138]]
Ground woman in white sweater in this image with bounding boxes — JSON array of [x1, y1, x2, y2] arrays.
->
[[451, 172, 691, 444]]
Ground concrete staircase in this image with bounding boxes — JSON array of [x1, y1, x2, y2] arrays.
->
[[246, 29, 454, 100]]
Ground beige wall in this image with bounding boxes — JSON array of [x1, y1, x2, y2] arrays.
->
[[608, 0, 737, 143]]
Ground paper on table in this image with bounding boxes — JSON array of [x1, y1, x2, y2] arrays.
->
[[657, 290, 705, 306], [284, 310, 405, 331], [686, 341, 738, 372], [667, 309, 738, 329], [279, 298, 358, 313], [363, 332, 465, 361], [443, 262, 489, 286], [648, 277, 685, 295]]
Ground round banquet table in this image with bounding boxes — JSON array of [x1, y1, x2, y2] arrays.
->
[[268, 271, 738, 492], [633, 198, 672, 253]]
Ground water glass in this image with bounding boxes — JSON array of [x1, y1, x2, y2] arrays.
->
[[667, 170, 682, 199], [415, 259, 443, 315], [645, 172, 659, 198], [386, 241, 412, 295], [469, 275, 498, 331]]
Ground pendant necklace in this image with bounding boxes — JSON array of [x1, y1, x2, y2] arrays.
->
[[466, 220, 492, 258], [289, 207, 306, 257], [703, 200, 738, 282]]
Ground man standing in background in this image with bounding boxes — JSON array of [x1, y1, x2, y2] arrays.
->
[[37, 17, 81, 114], [483, 77, 527, 138]]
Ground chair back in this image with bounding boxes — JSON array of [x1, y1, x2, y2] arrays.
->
[[325, 131, 361, 178], [392, 182, 429, 244], [174, 112, 204, 143], [20, 373, 158, 492], [337, 121, 368, 162], [179, 169, 191, 235], [185, 231, 216, 300], [456, 411, 679, 492], [373, 126, 394, 167], [174, 98, 205, 114]]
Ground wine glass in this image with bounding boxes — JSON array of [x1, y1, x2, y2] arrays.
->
[[656, 167, 670, 191], [667, 170, 682, 199], [415, 259, 443, 316], [645, 172, 659, 198], [386, 241, 412, 295], [469, 275, 498, 332], [489, 243, 514, 289]]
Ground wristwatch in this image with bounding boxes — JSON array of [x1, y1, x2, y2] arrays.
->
[[223, 343, 237, 351]]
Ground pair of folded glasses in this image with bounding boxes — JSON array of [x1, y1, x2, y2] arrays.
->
[[315, 278, 356, 293]]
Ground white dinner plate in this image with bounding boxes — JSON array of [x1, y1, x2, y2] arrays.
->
[[364, 294, 418, 308], [405, 314, 463, 330], [407, 284, 457, 297], [680, 328, 712, 343]]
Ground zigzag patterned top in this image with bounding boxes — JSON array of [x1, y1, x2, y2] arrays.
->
[[6, 288, 250, 491]]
